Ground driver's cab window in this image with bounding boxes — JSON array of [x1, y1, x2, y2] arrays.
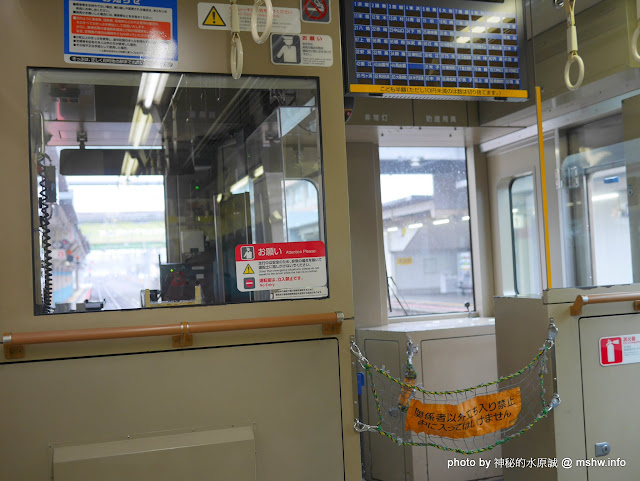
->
[[29, 69, 326, 314]]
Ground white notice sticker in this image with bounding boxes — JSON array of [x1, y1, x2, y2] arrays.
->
[[235, 242, 327, 292], [270, 34, 333, 67], [64, 0, 178, 68], [270, 287, 329, 300], [599, 334, 640, 366], [198, 2, 301, 33]]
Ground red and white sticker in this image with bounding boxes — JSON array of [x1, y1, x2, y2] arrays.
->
[[64, 0, 178, 68], [599, 335, 640, 366], [235, 241, 326, 292]]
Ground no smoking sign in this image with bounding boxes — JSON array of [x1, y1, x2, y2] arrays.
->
[[301, 0, 330, 23]]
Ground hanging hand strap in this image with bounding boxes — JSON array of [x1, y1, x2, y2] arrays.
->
[[563, 0, 584, 91]]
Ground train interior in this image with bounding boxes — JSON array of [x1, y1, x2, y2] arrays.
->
[[2, 0, 640, 480]]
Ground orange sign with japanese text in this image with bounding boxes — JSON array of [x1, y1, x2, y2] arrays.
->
[[404, 387, 521, 439]]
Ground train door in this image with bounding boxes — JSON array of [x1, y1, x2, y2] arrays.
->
[[0, 1, 359, 480], [487, 137, 552, 296]]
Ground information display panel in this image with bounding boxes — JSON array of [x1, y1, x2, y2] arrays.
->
[[342, 0, 529, 101]]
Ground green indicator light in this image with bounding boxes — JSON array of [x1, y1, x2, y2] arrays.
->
[[195, 185, 200, 190]]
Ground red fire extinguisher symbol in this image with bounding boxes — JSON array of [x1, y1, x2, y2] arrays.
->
[[600, 337, 623, 365]]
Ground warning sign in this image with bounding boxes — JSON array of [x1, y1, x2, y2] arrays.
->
[[600, 334, 640, 366], [235, 241, 327, 292], [64, 0, 178, 68], [202, 6, 226, 26], [301, 0, 330, 23], [197, 2, 300, 33], [270, 34, 333, 67], [405, 388, 522, 439]]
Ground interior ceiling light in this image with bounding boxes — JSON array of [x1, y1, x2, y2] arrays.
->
[[253, 165, 265, 178], [230, 175, 249, 193]]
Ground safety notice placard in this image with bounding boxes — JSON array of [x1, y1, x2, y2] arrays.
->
[[64, 0, 178, 68], [271, 34, 333, 67], [235, 241, 326, 292], [600, 334, 640, 366], [301, 0, 330, 23], [405, 387, 521, 439], [198, 2, 301, 33]]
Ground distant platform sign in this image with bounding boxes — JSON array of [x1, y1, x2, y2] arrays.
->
[[342, 0, 529, 101]]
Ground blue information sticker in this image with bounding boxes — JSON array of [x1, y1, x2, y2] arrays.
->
[[64, 0, 178, 68]]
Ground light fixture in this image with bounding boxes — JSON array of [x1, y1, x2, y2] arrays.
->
[[121, 152, 139, 177], [230, 175, 249, 193], [592, 192, 620, 202], [139, 72, 169, 110], [462, 215, 470, 221], [456, 36, 471, 43], [128, 73, 169, 148], [253, 165, 265, 178], [128, 105, 153, 148], [433, 219, 450, 225], [472, 26, 486, 33], [216, 194, 223, 203], [408, 223, 423, 229], [487, 16, 501, 23], [387, 226, 399, 232]]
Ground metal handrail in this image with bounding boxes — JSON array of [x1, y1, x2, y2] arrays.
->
[[569, 293, 640, 316], [2, 312, 344, 359]]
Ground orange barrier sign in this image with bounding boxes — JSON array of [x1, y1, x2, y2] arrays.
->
[[405, 387, 521, 439]]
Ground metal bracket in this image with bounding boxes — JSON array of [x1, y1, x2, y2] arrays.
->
[[3, 334, 25, 360], [172, 322, 193, 347], [595, 442, 611, 457], [323, 311, 344, 335]]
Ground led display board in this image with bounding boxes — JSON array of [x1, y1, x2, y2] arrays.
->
[[342, 0, 529, 101]]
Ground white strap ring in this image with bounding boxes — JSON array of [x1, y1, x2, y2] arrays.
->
[[251, 0, 273, 44], [564, 54, 584, 91], [231, 34, 244, 80], [632, 26, 640, 63]]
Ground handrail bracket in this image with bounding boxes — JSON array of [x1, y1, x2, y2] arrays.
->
[[3, 334, 25, 360], [172, 322, 194, 348], [323, 312, 344, 335]]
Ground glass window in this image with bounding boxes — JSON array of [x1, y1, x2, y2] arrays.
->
[[379, 147, 474, 317], [560, 115, 638, 287], [509, 175, 541, 295], [29, 68, 325, 314]]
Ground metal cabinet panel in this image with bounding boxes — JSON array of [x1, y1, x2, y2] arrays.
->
[[579, 313, 640, 480]]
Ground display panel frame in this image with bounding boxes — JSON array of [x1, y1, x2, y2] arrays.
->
[[341, 0, 529, 101]]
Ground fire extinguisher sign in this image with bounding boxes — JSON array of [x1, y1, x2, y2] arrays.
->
[[599, 335, 640, 366]]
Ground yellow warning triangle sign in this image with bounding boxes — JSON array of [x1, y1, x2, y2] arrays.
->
[[203, 6, 226, 26], [243, 264, 254, 275]]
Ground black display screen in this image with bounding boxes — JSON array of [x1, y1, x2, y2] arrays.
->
[[343, 0, 528, 101]]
